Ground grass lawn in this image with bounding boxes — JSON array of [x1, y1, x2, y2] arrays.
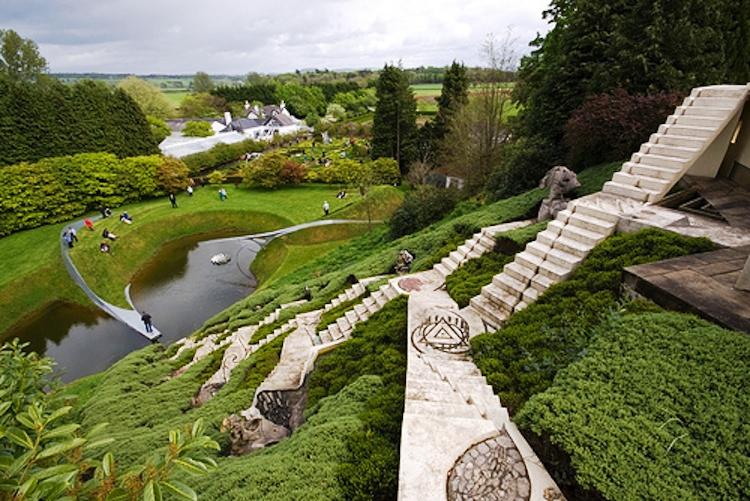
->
[[162, 89, 188, 110], [0, 184, 400, 333], [252, 223, 376, 290]]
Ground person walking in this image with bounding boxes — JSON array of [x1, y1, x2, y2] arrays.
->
[[168, 193, 178, 208], [68, 226, 78, 243], [62, 230, 74, 248], [322, 200, 330, 216], [141, 312, 153, 333], [187, 185, 194, 197]]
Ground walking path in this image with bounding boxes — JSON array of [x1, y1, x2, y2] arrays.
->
[[60, 217, 372, 341]]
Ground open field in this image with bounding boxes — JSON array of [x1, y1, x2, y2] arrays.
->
[[162, 89, 189, 109]]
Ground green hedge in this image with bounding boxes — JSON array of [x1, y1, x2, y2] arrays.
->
[[0, 79, 157, 166], [182, 121, 214, 137], [471, 228, 716, 414], [518, 312, 750, 500], [0, 152, 163, 235], [181, 138, 266, 174]]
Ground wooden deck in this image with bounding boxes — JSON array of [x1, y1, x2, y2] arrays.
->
[[624, 246, 750, 334]]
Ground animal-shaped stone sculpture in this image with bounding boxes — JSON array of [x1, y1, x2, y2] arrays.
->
[[537, 165, 581, 220], [221, 413, 290, 455]]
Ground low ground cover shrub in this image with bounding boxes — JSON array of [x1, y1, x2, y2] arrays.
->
[[306, 296, 408, 500], [518, 312, 750, 500], [471, 228, 715, 414]]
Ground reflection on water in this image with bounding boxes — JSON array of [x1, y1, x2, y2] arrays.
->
[[130, 234, 259, 343], [5, 231, 260, 382], [4, 302, 147, 382]]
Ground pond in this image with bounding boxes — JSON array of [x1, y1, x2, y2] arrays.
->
[[4, 231, 260, 382]]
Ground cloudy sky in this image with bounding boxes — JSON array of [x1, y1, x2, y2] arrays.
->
[[2, 0, 552, 74]]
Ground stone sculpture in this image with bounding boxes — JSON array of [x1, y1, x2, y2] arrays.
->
[[537, 165, 581, 220], [395, 250, 415, 274], [221, 413, 290, 455]]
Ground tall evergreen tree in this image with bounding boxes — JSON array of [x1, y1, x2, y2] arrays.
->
[[372, 64, 417, 173], [433, 61, 469, 142], [515, 0, 750, 151]]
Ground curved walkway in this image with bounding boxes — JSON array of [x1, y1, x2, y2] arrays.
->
[[60, 218, 372, 341]]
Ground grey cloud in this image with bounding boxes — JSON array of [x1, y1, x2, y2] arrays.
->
[[1, 0, 551, 73]]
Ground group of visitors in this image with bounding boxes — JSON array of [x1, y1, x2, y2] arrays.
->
[[62, 205, 139, 254]]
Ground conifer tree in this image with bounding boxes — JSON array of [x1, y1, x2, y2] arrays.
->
[[433, 61, 469, 143], [372, 64, 417, 173]]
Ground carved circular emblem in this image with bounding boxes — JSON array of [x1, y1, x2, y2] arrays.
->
[[411, 309, 470, 355]]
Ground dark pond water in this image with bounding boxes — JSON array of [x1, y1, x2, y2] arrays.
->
[[4, 232, 260, 382]]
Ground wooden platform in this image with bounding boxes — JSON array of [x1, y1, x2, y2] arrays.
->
[[624, 246, 750, 334]]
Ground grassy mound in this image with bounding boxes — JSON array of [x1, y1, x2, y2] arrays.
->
[[518, 312, 750, 500], [471, 228, 716, 414]]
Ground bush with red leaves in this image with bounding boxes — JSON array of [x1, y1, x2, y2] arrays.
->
[[564, 89, 684, 169]]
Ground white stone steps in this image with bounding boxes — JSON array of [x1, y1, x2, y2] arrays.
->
[[479, 235, 495, 250], [503, 260, 536, 283], [404, 400, 483, 419], [565, 210, 616, 235], [383, 284, 399, 300], [687, 96, 740, 108], [640, 142, 698, 159], [468, 295, 507, 328], [602, 181, 652, 202], [530, 272, 554, 293], [545, 246, 583, 269], [632, 152, 687, 170], [522, 286, 539, 303], [571, 202, 621, 224], [328, 322, 344, 340], [525, 240, 551, 259], [344, 309, 358, 325], [434, 262, 450, 278], [354, 303, 368, 319], [318, 329, 333, 344], [668, 114, 722, 129], [441, 256, 458, 271], [515, 250, 544, 270], [548, 219, 606, 247], [623, 161, 682, 180], [658, 123, 715, 138], [692, 86, 747, 98], [449, 250, 464, 266], [678, 105, 734, 118], [612, 171, 671, 193], [335, 316, 351, 334], [492, 272, 527, 298], [481, 283, 518, 313], [372, 291, 388, 307], [537, 259, 574, 282], [649, 133, 704, 149], [406, 384, 471, 405]]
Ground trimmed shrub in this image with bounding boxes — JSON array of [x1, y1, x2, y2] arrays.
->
[[518, 312, 750, 500], [389, 185, 459, 238], [0, 153, 166, 235], [565, 89, 684, 169], [471, 228, 716, 414], [147, 115, 171, 144], [182, 121, 214, 137], [156, 157, 190, 193], [0, 79, 158, 166], [181, 138, 266, 174], [242, 152, 306, 189]]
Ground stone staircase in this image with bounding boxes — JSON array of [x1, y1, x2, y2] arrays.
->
[[603, 85, 748, 202], [434, 221, 533, 279], [169, 299, 307, 375], [399, 287, 561, 501], [191, 278, 384, 404], [315, 279, 401, 344], [468, 84, 749, 330]]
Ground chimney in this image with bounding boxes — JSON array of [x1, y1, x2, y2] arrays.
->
[[224, 111, 232, 126]]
